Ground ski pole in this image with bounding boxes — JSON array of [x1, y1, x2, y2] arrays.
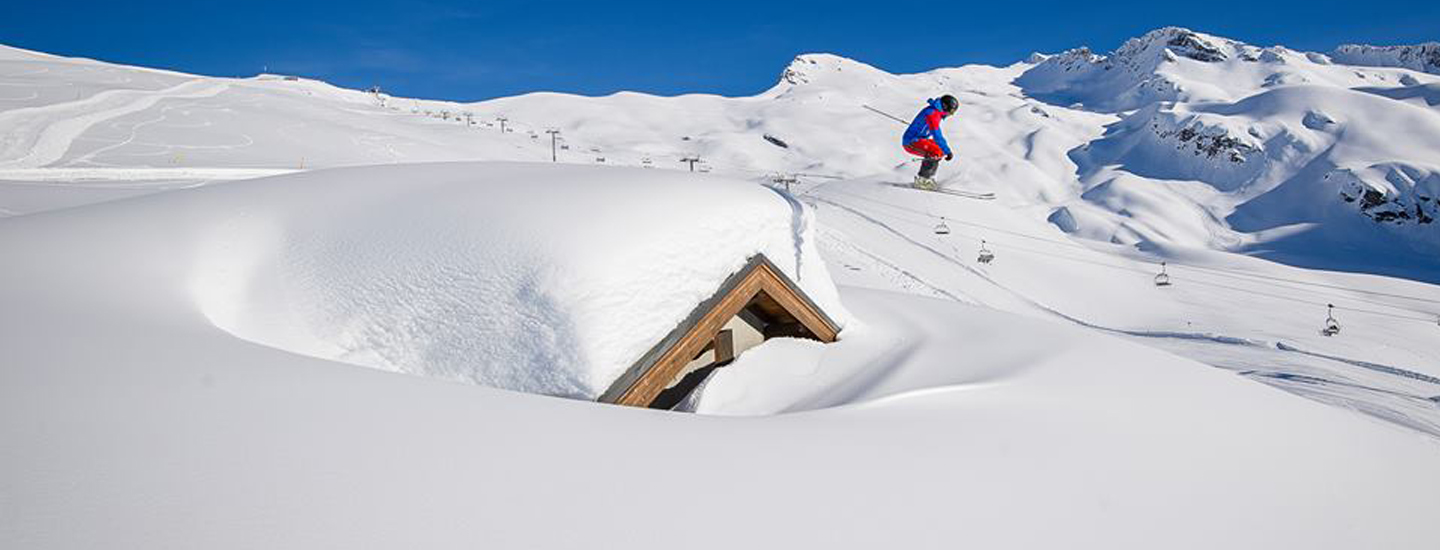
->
[[862, 104, 909, 125]]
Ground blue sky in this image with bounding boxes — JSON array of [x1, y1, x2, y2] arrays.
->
[[2, 0, 1436, 101]]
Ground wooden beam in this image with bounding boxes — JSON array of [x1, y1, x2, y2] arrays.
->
[[714, 329, 735, 365], [612, 276, 762, 406], [603, 254, 840, 407], [753, 262, 838, 341]]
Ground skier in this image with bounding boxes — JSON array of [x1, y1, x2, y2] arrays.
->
[[902, 95, 959, 190]]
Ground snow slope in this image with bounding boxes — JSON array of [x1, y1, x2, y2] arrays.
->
[[5, 199, 1438, 546], [0, 44, 534, 181], [802, 176, 1440, 435], [5, 32, 1435, 269], [1332, 42, 1440, 75], [1070, 85, 1440, 253], [4, 31, 1440, 548], [1, 33, 1437, 423], [1017, 28, 1440, 264], [2, 162, 844, 399]]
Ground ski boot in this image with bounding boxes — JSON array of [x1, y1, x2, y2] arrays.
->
[[913, 175, 938, 191]]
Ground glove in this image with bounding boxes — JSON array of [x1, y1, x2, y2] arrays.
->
[[945, 153, 954, 161]]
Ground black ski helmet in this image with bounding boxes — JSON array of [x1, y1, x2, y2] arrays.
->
[[940, 94, 959, 114]]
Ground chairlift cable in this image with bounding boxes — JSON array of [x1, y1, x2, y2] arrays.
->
[[821, 189, 1440, 310], [816, 194, 1440, 325]]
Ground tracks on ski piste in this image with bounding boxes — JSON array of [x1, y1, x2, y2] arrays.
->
[[884, 182, 995, 200], [813, 192, 1440, 437]]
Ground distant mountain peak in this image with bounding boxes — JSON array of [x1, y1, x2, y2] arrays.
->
[[1117, 27, 1232, 63], [1332, 42, 1440, 75], [777, 53, 888, 87], [1016, 28, 1277, 111]]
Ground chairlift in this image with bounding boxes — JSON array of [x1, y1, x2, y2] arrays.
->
[[1154, 261, 1172, 287], [933, 217, 951, 235], [1321, 304, 1341, 337], [977, 239, 995, 264]]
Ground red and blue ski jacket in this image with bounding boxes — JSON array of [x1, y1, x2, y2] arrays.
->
[[902, 98, 952, 156]]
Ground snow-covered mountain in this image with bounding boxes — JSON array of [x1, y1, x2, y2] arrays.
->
[[2, 28, 1440, 550], [3, 28, 1438, 413], [1013, 28, 1440, 263], [8, 28, 1436, 271], [1332, 42, 1440, 75], [4, 31, 1440, 548]]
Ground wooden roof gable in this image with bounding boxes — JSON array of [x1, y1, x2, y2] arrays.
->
[[598, 254, 840, 407]]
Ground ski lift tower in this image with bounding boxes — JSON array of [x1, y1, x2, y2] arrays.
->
[[771, 174, 798, 193], [546, 129, 562, 162], [681, 156, 702, 172]]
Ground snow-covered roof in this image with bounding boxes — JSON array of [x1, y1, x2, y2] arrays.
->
[[184, 162, 847, 399]]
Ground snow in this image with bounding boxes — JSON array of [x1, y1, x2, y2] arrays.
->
[[4, 29, 1440, 549], [1016, 28, 1436, 112], [803, 175, 1440, 436], [1, 161, 845, 399], [1332, 42, 1440, 75], [5, 284, 1439, 548], [1068, 84, 1440, 253], [1358, 81, 1440, 107]]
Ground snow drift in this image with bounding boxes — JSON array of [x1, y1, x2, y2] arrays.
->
[[197, 162, 849, 398], [7, 284, 1438, 549], [5, 161, 847, 399]]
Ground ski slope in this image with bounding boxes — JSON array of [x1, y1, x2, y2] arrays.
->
[[1, 30, 1437, 431], [798, 175, 1440, 436], [3, 163, 1438, 549], [3, 29, 1440, 548]]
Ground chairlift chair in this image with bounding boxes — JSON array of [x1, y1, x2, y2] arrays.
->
[[1154, 261, 1172, 287], [933, 217, 951, 235], [977, 239, 995, 264], [1321, 304, 1341, 337]]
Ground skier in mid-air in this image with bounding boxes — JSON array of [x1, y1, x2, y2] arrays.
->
[[902, 94, 959, 190]]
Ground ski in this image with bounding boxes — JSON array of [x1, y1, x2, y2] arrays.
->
[[885, 182, 996, 200]]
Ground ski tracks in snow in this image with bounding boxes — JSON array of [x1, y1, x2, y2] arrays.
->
[[815, 190, 1440, 437], [0, 78, 230, 168], [816, 225, 977, 305]]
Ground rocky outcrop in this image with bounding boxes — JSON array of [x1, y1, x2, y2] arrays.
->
[[1332, 43, 1440, 75], [1332, 165, 1440, 225]]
